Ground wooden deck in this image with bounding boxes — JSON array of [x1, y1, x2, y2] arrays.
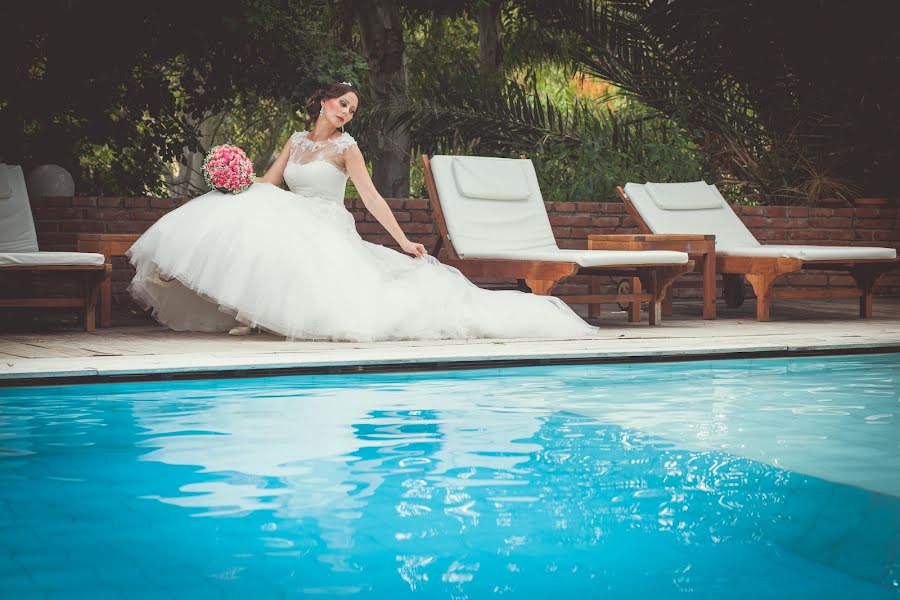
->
[[1, 298, 898, 383]]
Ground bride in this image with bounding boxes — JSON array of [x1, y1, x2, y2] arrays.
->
[[128, 82, 596, 341]]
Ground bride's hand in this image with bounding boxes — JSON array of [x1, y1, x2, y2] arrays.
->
[[400, 239, 428, 258]]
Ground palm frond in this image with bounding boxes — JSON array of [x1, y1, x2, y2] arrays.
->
[[360, 74, 702, 201], [357, 79, 589, 156]]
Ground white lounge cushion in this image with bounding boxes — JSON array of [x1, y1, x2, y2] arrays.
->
[[719, 245, 896, 261], [0, 164, 40, 253], [462, 248, 689, 267], [645, 181, 724, 210], [431, 156, 558, 256], [0, 251, 105, 267], [432, 156, 690, 267], [624, 182, 762, 249], [452, 158, 531, 201], [625, 182, 899, 261]]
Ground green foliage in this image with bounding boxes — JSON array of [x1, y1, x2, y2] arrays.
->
[[525, 0, 899, 201], [531, 106, 703, 201], [405, 15, 481, 100], [364, 3, 706, 202], [367, 64, 704, 201], [7, 1, 894, 204], [1, 0, 365, 195]]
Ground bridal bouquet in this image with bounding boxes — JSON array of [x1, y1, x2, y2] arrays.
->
[[202, 144, 254, 194]]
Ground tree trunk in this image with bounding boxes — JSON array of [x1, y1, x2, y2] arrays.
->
[[332, 0, 355, 48], [167, 112, 222, 198], [354, 0, 410, 198], [478, 0, 503, 78]]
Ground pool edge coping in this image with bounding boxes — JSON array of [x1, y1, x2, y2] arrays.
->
[[2, 340, 898, 387]]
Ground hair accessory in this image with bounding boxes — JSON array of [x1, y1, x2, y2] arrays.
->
[[340, 81, 353, 87]]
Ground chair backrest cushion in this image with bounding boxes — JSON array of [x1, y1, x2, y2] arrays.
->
[[645, 181, 724, 210], [451, 158, 531, 201], [623, 182, 760, 249], [430, 155, 558, 257], [0, 164, 40, 253]]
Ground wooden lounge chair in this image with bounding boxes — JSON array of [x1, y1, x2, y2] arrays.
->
[[422, 155, 694, 325], [76, 233, 141, 328], [0, 164, 109, 331], [617, 181, 899, 321]]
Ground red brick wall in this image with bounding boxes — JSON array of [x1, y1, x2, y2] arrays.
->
[[30, 196, 900, 310]]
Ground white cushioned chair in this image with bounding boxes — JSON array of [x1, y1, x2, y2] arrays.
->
[[0, 164, 109, 331], [618, 182, 899, 320], [422, 155, 694, 325]]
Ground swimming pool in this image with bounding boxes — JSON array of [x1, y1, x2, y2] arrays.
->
[[1, 353, 897, 597]]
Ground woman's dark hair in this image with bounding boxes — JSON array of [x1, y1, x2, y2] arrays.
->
[[305, 83, 361, 127]]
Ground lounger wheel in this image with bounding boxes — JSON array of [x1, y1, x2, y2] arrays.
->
[[723, 275, 745, 308], [616, 279, 632, 310]]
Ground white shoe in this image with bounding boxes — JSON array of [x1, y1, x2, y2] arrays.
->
[[156, 273, 177, 286], [228, 325, 252, 336]]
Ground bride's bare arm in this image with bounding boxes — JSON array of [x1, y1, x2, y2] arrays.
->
[[345, 145, 427, 257], [253, 138, 292, 186]]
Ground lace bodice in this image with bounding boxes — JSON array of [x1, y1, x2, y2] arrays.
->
[[288, 130, 357, 170], [283, 131, 357, 202]]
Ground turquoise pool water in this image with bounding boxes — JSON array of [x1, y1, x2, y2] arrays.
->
[[0, 353, 897, 598]]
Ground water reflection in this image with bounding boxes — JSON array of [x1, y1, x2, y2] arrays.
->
[[127, 375, 896, 594], [2, 355, 897, 597]]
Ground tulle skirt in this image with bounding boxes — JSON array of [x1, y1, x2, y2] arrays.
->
[[127, 183, 596, 341]]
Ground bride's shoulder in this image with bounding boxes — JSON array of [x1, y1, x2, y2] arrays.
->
[[289, 131, 308, 144], [334, 132, 358, 153]]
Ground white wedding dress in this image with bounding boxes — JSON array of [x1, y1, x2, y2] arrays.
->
[[128, 131, 596, 341]]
